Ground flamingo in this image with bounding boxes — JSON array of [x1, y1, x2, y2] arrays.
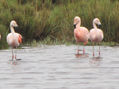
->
[[73, 16, 89, 54], [7, 20, 22, 62], [89, 18, 104, 57]]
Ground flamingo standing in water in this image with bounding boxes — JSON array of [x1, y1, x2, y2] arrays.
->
[[73, 16, 89, 54], [7, 20, 22, 61], [89, 18, 104, 57]]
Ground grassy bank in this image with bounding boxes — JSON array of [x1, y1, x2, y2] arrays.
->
[[25, 37, 119, 47], [0, 0, 119, 49]]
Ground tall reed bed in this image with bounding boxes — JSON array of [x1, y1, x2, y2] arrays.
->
[[0, 0, 119, 48]]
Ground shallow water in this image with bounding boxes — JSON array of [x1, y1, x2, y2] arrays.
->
[[0, 45, 119, 89]]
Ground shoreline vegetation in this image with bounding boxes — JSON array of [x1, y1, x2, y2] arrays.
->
[[25, 38, 119, 47], [0, 0, 119, 49]]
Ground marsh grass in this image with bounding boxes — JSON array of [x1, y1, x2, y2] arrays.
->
[[0, 0, 119, 49], [28, 39, 118, 47]]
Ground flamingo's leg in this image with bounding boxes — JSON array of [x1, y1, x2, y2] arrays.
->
[[11, 48, 16, 64], [76, 41, 80, 54], [93, 42, 95, 57], [12, 48, 17, 64], [83, 41, 88, 54], [77, 45, 80, 54], [12, 48, 14, 61], [83, 46, 85, 54], [99, 43, 100, 56], [14, 48, 17, 60]]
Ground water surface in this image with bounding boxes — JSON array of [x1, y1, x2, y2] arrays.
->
[[0, 45, 119, 89]]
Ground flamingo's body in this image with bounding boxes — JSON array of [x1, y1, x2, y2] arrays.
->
[[73, 16, 89, 54], [90, 29, 103, 42], [89, 18, 104, 56], [74, 27, 89, 44], [7, 33, 22, 48], [7, 20, 22, 61]]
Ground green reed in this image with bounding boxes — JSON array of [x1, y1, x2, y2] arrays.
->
[[0, 0, 119, 49]]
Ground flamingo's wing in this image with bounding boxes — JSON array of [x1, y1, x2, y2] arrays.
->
[[89, 29, 96, 41], [98, 29, 104, 41], [18, 34, 22, 44]]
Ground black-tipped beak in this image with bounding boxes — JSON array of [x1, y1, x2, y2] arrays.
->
[[73, 24, 76, 29], [97, 24, 101, 28], [14, 26, 18, 30]]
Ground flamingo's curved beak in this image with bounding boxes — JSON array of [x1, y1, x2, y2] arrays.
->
[[16, 24, 18, 27], [73, 24, 76, 29], [14, 24, 18, 30], [97, 24, 101, 28], [15, 23, 18, 27]]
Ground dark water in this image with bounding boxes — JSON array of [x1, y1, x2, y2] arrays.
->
[[0, 45, 119, 89]]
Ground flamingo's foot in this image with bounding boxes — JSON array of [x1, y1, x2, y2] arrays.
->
[[99, 51, 100, 56], [76, 53, 79, 55], [11, 60, 17, 65], [93, 52, 95, 57], [77, 49, 80, 54], [77, 49, 82, 54], [15, 55, 16, 60], [12, 55, 14, 61], [83, 49, 85, 55]]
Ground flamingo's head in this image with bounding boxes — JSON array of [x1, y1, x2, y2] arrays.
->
[[73, 16, 81, 28], [93, 18, 101, 27], [10, 20, 18, 27]]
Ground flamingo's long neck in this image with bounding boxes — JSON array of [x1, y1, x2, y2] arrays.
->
[[76, 21, 81, 28], [93, 22, 97, 30], [10, 26, 15, 33]]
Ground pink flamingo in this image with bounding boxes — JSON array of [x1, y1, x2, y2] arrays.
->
[[89, 18, 104, 56], [7, 20, 22, 61], [73, 16, 89, 54]]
